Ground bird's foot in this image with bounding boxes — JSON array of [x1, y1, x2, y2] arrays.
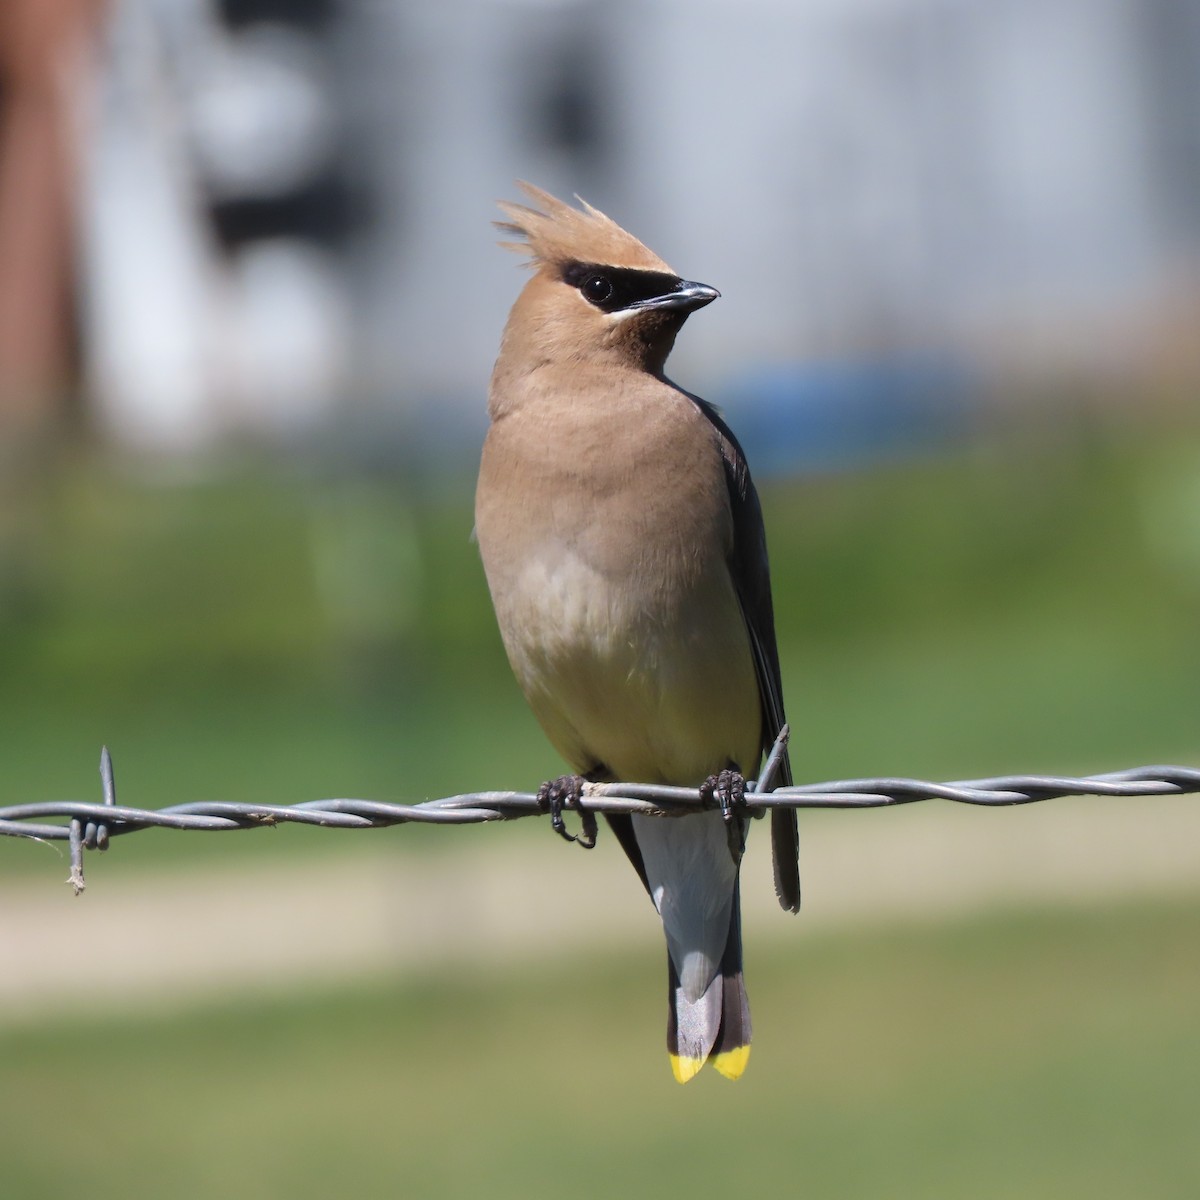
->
[[702, 767, 747, 821], [536, 774, 597, 849], [702, 768, 748, 862]]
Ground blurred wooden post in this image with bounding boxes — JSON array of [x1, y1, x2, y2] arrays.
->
[[0, 0, 103, 438]]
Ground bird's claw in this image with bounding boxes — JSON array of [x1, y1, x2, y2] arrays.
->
[[536, 774, 597, 849], [702, 767, 748, 862], [703, 767, 747, 821]]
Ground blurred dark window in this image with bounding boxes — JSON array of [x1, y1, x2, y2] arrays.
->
[[1140, 0, 1200, 242], [518, 10, 613, 185], [209, 176, 358, 252], [203, 1, 364, 255], [218, 0, 334, 32]]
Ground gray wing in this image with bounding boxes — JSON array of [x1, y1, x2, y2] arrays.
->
[[688, 391, 801, 913]]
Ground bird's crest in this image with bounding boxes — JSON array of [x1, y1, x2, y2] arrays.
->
[[495, 183, 672, 274]]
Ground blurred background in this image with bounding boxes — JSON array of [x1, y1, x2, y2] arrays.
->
[[2, 0, 1199, 1196]]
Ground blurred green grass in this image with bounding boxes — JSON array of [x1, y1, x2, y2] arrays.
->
[[2, 422, 1198, 1198], [0, 420, 1197, 878], [2, 897, 1198, 1199]]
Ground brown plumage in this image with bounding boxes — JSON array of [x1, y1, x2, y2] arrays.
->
[[476, 185, 798, 1083], [495, 182, 672, 273]]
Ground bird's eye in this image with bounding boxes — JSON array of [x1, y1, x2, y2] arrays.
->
[[582, 274, 614, 305]]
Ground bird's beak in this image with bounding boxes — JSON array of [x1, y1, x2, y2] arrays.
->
[[630, 279, 721, 314]]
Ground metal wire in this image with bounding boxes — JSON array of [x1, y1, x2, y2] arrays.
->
[[2, 731, 1197, 894]]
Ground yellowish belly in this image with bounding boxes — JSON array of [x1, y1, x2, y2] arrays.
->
[[497, 547, 761, 786]]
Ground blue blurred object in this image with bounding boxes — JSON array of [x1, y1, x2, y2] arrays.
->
[[716, 356, 979, 476]]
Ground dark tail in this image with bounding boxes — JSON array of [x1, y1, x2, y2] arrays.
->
[[666, 886, 751, 1083]]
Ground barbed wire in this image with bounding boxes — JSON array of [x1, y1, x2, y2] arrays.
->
[[2, 732, 1197, 895]]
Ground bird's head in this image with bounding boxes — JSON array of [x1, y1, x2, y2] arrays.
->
[[492, 183, 719, 381]]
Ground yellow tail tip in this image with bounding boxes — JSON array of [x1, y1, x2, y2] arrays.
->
[[669, 1053, 705, 1084], [669, 1045, 750, 1083], [712, 1044, 751, 1080]]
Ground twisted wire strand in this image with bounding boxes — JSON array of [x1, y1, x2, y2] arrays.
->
[[2, 733, 1196, 894]]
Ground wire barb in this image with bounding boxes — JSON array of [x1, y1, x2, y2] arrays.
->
[[67, 818, 86, 896], [753, 723, 791, 797], [1, 748, 1197, 893]]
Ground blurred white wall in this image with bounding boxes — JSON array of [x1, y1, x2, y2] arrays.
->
[[78, 0, 1200, 450]]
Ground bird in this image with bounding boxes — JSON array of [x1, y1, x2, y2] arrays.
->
[[474, 183, 799, 1083]]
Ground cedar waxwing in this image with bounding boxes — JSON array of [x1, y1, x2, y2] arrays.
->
[[475, 184, 799, 1083]]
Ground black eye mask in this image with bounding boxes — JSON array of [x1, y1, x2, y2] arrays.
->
[[560, 262, 686, 314]]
